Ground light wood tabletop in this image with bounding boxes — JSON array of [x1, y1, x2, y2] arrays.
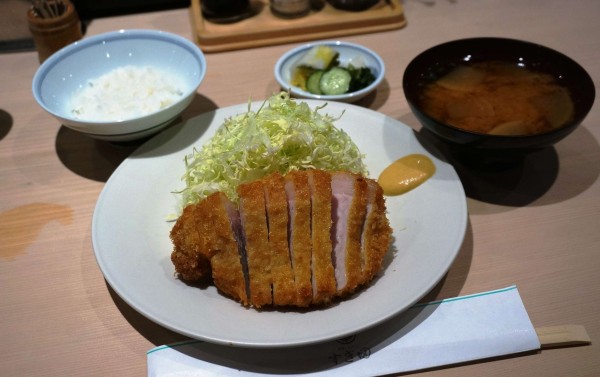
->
[[1, 0, 599, 376]]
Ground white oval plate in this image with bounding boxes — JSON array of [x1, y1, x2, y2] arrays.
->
[[92, 100, 467, 348]]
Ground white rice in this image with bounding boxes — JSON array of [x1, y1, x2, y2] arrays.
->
[[70, 65, 185, 122]]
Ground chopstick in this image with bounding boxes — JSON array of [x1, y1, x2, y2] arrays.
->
[[536, 325, 591, 349]]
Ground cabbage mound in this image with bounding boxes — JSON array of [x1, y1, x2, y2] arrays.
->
[[176, 92, 367, 210]]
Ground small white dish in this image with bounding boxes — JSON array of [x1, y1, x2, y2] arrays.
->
[[32, 29, 207, 142], [274, 41, 385, 103]]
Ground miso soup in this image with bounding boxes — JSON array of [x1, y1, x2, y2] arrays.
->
[[420, 61, 574, 136]]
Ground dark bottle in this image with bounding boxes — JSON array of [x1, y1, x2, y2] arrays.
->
[[201, 0, 252, 23]]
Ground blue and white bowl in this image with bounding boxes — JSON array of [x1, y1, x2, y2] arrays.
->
[[274, 40, 385, 103], [32, 29, 206, 142]]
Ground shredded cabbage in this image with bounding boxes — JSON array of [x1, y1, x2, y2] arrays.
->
[[175, 92, 367, 210]]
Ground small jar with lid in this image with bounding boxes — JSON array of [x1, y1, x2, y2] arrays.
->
[[201, 0, 252, 23], [327, 0, 379, 11], [270, 0, 311, 18]]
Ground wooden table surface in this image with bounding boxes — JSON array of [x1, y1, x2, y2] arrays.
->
[[1, 0, 599, 376]]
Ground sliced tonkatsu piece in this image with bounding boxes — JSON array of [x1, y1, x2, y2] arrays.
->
[[170, 192, 233, 282], [170, 192, 249, 305], [284, 170, 313, 307], [263, 172, 296, 306], [330, 171, 369, 296], [209, 194, 250, 306], [307, 169, 337, 305], [238, 179, 273, 308], [170, 201, 211, 282], [361, 178, 393, 282]]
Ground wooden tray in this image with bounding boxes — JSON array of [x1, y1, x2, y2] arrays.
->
[[189, 0, 406, 53]]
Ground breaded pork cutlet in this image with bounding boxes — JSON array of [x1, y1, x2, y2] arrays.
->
[[170, 192, 249, 305], [284, 171, 313, 307], [170, 201, 211, 282], [307, 169, 337, 305], [264, 173, 296, 306], [209, 195, 249, 306], [331, 171, 369, 296], [238, 180, 273, 308], [170, 169, 392, 309], [361, 178, 392, 282]]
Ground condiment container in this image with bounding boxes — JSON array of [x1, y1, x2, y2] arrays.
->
[[327, 0, 378, 11], [27, 0, 82, 63], [270, 0, 311, 18], [201, 0, 252, 23]]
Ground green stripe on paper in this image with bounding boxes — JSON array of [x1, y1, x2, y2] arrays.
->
[[411, 285, 517, 309]]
